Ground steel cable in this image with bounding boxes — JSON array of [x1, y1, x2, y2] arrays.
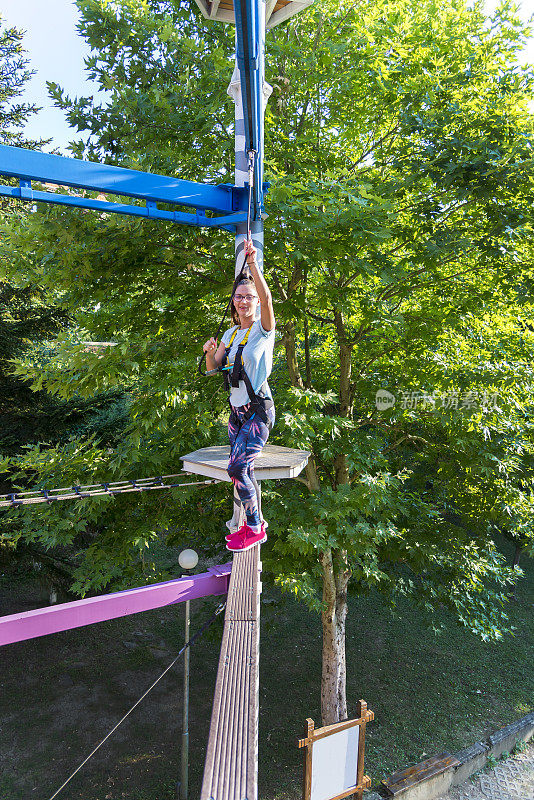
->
[[0, 475, 218, 508], [46, 601, 227, 800]]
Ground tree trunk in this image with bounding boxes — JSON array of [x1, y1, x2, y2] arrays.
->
[[320, 549, 350, 724], [281, 310, 352, 724], [513, 545, 523, 568], [304, 317, 311, 388], [321, 310, 353, 722], [282, 319, 305, 389], [333, 311, 353, 485]]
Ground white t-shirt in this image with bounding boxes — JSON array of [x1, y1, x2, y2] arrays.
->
[[221, 320, 275, 407]]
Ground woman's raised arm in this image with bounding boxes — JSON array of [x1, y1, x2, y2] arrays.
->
[[245, 240, 275, 332]]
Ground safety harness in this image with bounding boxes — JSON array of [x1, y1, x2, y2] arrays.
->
[[221, 325, 273, 429]]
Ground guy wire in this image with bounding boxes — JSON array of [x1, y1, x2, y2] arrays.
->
[[46, 602, 226, 800]]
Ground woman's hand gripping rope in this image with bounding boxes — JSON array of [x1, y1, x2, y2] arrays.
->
[[203, 335, 223, 374], [203, 337, 218, 354], [245, 238, 258, 266]]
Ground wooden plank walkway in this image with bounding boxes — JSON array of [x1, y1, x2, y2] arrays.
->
[[200, 545, 262, 800]]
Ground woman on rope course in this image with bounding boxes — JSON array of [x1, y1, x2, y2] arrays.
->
[[203, 239, 275, 552]]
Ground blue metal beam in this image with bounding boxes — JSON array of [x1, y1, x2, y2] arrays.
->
[[0, 144, 245, 215], [0, 181, 248, 232], [233, 0, 264, 219]]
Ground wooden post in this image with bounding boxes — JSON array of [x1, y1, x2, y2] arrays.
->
[[180, 598, 191, 800], [355, 700, 367, 800], [302, 718, 314, 800]]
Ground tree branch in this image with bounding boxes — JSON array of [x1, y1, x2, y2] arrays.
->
[[271, 269, 288, 303], [348, 121, 402, 170], [306, 307, 335, 325], [376, 245, 480, 303], [382, 433, 431, 455]]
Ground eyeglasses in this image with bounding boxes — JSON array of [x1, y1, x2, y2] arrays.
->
[[234, 293, 258, 302]]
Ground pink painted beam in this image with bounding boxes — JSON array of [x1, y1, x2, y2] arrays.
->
[[0, 563, 232, 647]]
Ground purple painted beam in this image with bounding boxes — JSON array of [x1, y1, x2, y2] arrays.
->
[[0, 564, 232, 647]]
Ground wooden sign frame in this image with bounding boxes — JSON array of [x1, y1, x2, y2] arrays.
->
[[298, 700, 374, 800]]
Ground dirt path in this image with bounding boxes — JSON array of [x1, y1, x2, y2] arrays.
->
[[437, 743, 534, 800]]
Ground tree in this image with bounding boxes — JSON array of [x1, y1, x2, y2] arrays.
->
[[261, 0, 534, 720], [0, 17, 128, 594], [2, 0, 533, 724], [0, 18, 41, 148], [0, 18, 65, 460]]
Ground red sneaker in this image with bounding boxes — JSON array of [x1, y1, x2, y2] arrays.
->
[[226, 523, 267, 552], [225, 520, 267, 541]]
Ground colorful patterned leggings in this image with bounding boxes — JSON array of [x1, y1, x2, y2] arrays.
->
[[227, 403, 275, 527]]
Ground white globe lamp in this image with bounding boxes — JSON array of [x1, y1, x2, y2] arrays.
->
[[179, 549, 199, 571]]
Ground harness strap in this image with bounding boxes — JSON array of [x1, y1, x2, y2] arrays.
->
[[229, 326, 252, 388], [221, 325, 252, 389], [220, 326, 237, 389], [229, 395, 273, 430], [228, 326, 240, 348], [221, 324, 273, 429], [221, 325, 249, 365]]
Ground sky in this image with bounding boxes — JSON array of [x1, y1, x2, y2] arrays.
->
[[1, 0, 533, 153], [2, 0, 100, 151]]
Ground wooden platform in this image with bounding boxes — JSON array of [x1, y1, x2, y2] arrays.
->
[[181, 444, 310, 482], [193, 0, 314, 29], [200, 546, 262, 800]]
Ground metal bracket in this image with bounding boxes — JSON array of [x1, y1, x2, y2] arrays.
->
[[19, 179, 33, 200]]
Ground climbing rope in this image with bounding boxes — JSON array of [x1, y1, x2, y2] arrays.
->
[[0, 474, 217, 508], [46, 601, 227, 800], [197, 149, 256, 377], [246, 148, 255, 242]]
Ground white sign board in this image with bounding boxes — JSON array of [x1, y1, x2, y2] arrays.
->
[[310, 725, 360, 800]]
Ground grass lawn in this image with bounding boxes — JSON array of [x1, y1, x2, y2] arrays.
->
[[0, 536, 532, 800]]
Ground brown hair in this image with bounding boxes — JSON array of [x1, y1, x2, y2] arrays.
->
[[230, 278, 258, 326]]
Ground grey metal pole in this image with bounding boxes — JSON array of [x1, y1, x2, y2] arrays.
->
[[226, 18, 271, 531], [227, 17, 271, 281], [180, 597, 190, 800]]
